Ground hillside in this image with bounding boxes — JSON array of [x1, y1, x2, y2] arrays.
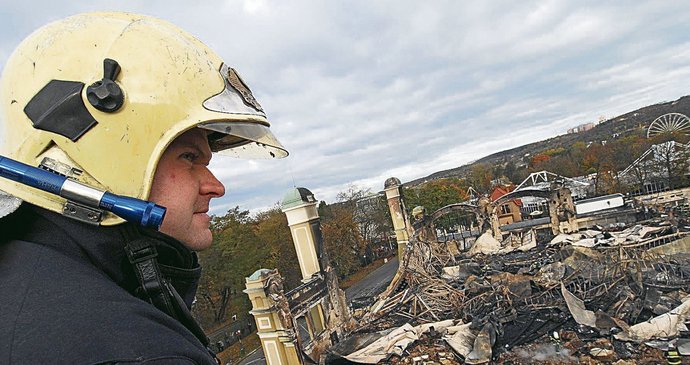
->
[[405, 95, 690, 186]]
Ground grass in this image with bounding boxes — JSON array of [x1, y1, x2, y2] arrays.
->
[[217, 331, 262, 365]]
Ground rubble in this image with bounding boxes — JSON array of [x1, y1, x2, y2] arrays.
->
[[467, 231, 501, 256], [341, 320, 455, 364], [331, 217, 690, 364], [614, 296, 690, 342]]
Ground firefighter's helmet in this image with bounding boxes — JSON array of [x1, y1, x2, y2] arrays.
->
[[0, 12, 287, 224]]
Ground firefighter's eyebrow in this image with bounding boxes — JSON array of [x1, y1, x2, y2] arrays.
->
[[176, 141, 211, 161]]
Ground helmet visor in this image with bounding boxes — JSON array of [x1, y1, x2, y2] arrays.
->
[[199, 121, 288, 159], [200, 63, 288, 159]]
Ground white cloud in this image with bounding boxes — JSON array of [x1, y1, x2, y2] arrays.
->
[[1, 1, 690, 214]]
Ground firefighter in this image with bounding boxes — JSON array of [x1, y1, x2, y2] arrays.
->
[[0, 12, 287, 364]]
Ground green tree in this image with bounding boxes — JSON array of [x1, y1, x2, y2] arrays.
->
[[254, 207, 301, 289], [405, 178, 469, 213], [468, 163, 494, 193], [195, 207, 265, 327], [404, 178, 470, 231], [500, 159, 528, 185], [318, 200, 332, 220]]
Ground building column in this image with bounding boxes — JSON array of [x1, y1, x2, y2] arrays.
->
[[244, 269, 302, 365], [547, 194, 561, 236], [490, 209, 503, 240], [281, 188, 322, 282], [557, 187, 579, 233], [384, 177, 412, 258]]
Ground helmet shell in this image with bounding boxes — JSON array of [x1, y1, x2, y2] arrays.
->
[[0, 12, 286, 225]]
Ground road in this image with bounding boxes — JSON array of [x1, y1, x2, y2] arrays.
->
[[345, 257, 399, 303]]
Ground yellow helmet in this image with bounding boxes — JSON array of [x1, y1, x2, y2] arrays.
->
[[0, 12, 287, 225]]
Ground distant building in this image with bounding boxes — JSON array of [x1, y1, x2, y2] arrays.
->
[[567, 122, 595, 134], [574, 193, 625, 216], [490, 185, 522, 226]]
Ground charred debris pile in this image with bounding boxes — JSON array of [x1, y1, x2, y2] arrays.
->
[[328, 222, 690, 364]]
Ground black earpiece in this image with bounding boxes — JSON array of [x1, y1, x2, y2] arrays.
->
[[86, 58, 124, 113]]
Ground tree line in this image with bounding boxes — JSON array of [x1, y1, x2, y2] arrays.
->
[[519, 131, 690, 195]]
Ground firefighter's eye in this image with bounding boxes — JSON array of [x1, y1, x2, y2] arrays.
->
[[180, 152, 199, 162]]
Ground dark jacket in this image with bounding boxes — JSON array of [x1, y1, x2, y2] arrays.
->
[[0, 204, 218, 364]]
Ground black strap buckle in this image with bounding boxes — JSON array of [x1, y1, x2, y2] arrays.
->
[[126, 242, 158, 263], [124, 235, 212, 348]]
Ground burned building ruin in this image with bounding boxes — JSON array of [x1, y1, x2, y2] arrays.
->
[[243, 177, 690, 364], [328, 177, 690, 364]]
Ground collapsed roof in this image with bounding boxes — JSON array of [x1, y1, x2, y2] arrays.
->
[[332, 217, 690, 364]]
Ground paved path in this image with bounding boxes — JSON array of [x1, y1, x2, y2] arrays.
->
[[237, 348, 263, 365], [345, 257, 399, 303]]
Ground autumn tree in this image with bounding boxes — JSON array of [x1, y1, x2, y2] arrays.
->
[[328, 185, 392, 267], [581, 143, 608, 194], [254, 207, 301, 289], [354, 195, 394, 263], [321, 203, 365, 278], [608, 135, 648, 173], [567, 141, 587, 176], [529, 153, 552, 172]]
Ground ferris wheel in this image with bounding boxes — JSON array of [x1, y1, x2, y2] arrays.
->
[[647, 113, 690, 138]]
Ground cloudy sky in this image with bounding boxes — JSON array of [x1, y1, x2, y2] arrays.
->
[[1, 1, 689, 214]]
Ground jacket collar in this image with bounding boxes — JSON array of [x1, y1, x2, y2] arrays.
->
[[5, 204, 202, 308]]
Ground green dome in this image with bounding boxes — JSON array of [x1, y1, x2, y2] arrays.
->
[[281, 187, 316, 209], [247, 268, 273, 281], [384, 177, 401, 189]]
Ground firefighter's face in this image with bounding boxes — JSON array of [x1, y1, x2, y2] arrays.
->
[[148, 129, 225, 251]]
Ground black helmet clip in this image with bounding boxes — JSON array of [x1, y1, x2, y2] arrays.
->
[[86, 58, 124, 113]]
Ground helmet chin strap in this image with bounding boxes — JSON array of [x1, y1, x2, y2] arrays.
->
[[122, 225, 219, 362]]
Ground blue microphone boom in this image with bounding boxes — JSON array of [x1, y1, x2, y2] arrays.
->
[[0, 155, 166, 230]]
